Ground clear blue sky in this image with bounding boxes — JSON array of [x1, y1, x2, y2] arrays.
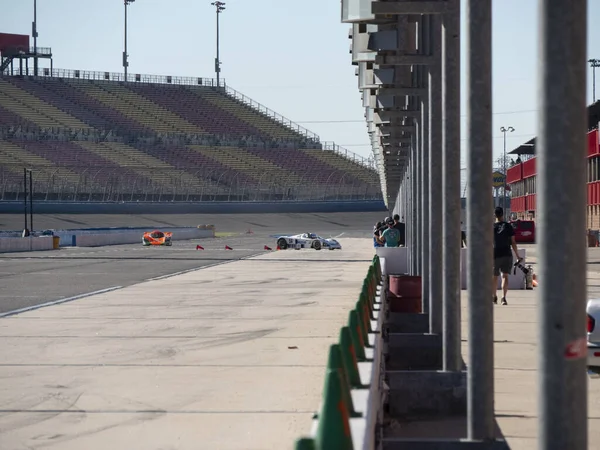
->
[[1, 0, 599, 169]]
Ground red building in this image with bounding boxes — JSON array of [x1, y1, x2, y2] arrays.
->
[[507, 102, 600, 227]]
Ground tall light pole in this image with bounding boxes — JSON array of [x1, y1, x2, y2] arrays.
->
[[500, 126, 515, 210], [123, 0, 136, 80], [32, 0, 38, 76], [211, 1, 226, 86], [590, 59, 600, 103]]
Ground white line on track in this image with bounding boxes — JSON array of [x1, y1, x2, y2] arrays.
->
[[144, 252, 262, 282], [0, 286, 123, 319]]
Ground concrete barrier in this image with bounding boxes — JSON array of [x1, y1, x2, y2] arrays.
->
[[0, 200, 387, 215], [375, 247, 529, 290], [71, 228, 214, 247], [375, 247, 409, 275], [0, 236, 54, 253]]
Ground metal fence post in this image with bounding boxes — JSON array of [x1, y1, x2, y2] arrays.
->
[[414, 125, 421, 275], [538, 1, 588, 448], [466, 0, 495, 440], [429, 16, 443, 335], [442, 0, 462, 372], [421, 97, 430, 314], [412, 136, 418, 274]]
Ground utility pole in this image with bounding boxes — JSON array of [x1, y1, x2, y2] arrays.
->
[[32, 0, 38, 76], [211, 1, 226, 87], [500, 126, 514, 210], [590, 59, 600, 103], [124, 0, 136, 80]]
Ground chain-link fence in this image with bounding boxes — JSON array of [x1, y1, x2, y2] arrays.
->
[[0, 165, 382, 203]]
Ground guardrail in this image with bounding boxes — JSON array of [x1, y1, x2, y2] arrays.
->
[[224, 84, 320, 143], [294, 255, 385, 449], [321, 141, 377, 171], [1, 66, 224, 87]]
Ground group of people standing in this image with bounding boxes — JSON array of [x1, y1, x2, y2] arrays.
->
[[373, 207, 523, 306], [373, 214, 406, 247]]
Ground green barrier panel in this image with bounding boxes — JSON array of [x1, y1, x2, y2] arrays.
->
[[327, 344, 361, 418], [356, 298, 373, 336], [316, 369, 355, 450], [339, 326, 362, 388], [366, 267, 375, 298], [348, 310, 367, 361], [294, 438, 317, 449], [359, 290, 375, 321], [363, 276, 374, 303], [352, 303, 369, 346]]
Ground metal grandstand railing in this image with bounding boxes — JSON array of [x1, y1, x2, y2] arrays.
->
[[223, 85, 321, 143], [0, 165, 383, 203], [0, 67, 224, 88], [321, 141, 376, 170], [0, 66, 321, 143]]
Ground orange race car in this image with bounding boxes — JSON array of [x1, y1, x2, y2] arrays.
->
[[142, 230, 173, 246]]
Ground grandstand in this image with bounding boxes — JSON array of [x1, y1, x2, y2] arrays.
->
[[0, 66, 381, 203]]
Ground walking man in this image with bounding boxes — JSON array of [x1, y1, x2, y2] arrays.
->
[[493, 206, 522, 305]]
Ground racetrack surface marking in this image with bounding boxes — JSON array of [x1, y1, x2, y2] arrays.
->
[[0, 286, 123, 318], [145, 251, 262, 282]]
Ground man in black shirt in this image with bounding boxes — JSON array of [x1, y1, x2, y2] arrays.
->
[[392, 214, 406, 247], [493, 207, 522, 305]]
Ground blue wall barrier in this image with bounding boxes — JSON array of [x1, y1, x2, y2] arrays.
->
[[0, 200, 387, 215]]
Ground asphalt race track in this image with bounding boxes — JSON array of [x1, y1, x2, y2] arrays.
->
[[0, 212, 384, 314]]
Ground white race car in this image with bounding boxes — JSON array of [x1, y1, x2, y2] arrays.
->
[[276, 233, 342, 251], [588, 298, 600, 373]]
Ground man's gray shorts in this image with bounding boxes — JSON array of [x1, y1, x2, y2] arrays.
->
[[494, 256, 513, 276]]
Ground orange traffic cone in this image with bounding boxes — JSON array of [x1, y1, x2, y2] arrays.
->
[[264, 245, 272, 251], [276, 245, 281, 251], [225, 245, 233, 250], [196, 245, 204, 250]]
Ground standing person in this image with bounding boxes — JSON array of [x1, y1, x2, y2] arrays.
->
[[460, 221, 467, 248], [392, 214, 406, 247], [377, 218, 401, 247], [373, 221, 384, 248], [493, 206, 522, 305]]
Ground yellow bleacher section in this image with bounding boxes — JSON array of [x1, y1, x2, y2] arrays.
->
[[192, 89, 300, 141], [0, 79, 92, 131], [75, 141, 213, 193], [70, 81, 207, 135], [302, 148, 378, 186], [188, 145, 302, 186], [0, 140, 85, 186]]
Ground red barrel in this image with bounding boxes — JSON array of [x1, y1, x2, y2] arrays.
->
[[389, 275, 422, 298], [387, 275, 422, 313], [387, 294, 422, 313]]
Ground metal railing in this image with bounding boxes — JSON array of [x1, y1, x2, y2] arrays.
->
[[0, 66, 224, 88], [0, 66, 322, 143], [321, 141, 376, 170], [224, 85, 321, 143], [0, 165, 382, 203]]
